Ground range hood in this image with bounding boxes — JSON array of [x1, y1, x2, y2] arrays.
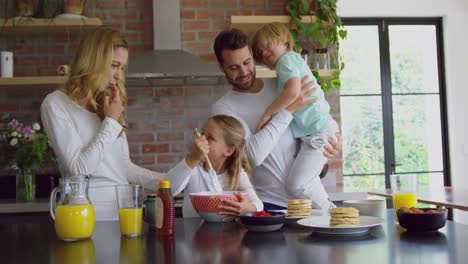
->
[[126, 0, 222, 79]]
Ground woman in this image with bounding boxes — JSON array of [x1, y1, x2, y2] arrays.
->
[[40, 26, 189, 220]]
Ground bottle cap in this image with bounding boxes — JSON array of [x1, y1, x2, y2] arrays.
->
[[160, 180, 170, 188]]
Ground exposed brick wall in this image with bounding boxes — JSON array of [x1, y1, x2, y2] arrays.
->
[[125, 83, 229, 172], [0, 0, 342, 184], [180, 0, 287, 59]]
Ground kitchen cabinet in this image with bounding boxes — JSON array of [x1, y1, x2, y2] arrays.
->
[[231, 16, 337, 80], [0, 18, 103, 87]]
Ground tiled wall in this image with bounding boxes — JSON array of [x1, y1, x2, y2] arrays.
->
[[0, 0, 342, 184]]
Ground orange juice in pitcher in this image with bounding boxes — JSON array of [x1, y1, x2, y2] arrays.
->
[[50, 175, 95, 241], [55, 204, 95, 240]]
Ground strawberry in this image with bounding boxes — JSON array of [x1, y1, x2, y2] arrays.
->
[[253, 211, 271, 217], [426, 209, 436, 214], [410, 208, 422, 214]]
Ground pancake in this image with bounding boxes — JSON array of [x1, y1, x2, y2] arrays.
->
[[330, 207, 360, 227], [287, 199, 312, 217]]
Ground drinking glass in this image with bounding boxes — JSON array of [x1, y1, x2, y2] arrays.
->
[[115, 184, 144, 237], [390, 174, 418, 220]]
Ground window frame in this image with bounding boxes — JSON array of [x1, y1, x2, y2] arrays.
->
[[340, 17, 451, 188]]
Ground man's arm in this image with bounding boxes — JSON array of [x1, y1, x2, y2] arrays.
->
[[212, 103, 290, 167], [256, 77, 301, 131], [212, 77, 316, 167]]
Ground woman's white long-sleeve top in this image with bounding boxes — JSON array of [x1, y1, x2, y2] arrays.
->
[[40, 90, 188, 221]]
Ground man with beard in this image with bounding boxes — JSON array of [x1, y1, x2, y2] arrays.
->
[[211, 29, 341, 211]]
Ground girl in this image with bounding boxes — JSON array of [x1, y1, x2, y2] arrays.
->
[[251, 23, 339, 211], [168, 115, 263, 218]]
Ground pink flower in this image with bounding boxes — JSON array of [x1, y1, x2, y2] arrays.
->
[[19, 125, 34, 139], [8, 119, 19, 128]]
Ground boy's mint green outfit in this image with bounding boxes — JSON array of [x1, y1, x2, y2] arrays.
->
[[276, 51, 331, 138], [275, 51, 339, 210]]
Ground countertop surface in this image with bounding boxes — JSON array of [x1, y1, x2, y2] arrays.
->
[[0, 209, 465, 264], [0, 185, 367, 214]]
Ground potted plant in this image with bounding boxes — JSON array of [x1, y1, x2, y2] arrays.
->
[[286, 0, 347, 94]]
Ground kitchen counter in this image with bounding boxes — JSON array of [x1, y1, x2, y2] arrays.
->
[[0, 209, 465, 264], [0, 198, 50, 213], [0, 186, 367, 214]]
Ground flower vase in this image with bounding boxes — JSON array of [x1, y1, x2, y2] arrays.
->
[[16, 167, 36, 202]]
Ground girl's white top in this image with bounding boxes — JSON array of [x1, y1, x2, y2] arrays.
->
[[168, 162, 264, 218]]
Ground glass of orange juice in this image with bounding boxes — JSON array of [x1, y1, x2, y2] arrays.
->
[[390, 174, 418, 220], [116, 184, 144, 237]]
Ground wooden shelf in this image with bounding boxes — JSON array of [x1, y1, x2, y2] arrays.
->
[[0, 17, 103, 34], [231, 15, 318, 38], [0, 76, 66, 86], [256, 68, 337, 80]]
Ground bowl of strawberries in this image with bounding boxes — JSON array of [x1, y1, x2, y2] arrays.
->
[[396, 207, 447, 232], [239, 211, 286, 232]]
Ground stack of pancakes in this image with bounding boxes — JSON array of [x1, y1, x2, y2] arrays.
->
[[287, 199, 312, 217], [330, 207, 360, 227]]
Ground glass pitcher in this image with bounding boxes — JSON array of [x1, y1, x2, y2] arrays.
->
[[50, 175, 96, 241]]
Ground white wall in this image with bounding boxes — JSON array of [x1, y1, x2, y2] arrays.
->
[[338, 0, 468, 223]]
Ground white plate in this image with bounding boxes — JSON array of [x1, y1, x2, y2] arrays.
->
[[297, 215, 384, 236]]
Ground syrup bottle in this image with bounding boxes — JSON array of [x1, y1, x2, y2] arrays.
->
[[156, 180, 174, 236]]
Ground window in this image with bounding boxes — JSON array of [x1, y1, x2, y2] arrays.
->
[[339, 18, 449, 191]]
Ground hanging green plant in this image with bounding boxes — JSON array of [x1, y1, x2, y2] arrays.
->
[[285, 0, 347, 95]]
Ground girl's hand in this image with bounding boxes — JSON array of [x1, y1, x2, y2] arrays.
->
[[219, 192, 256, 217], [185, 135, 209, 168], [256, 113, 272, 132], [103, 84, 123, 122]]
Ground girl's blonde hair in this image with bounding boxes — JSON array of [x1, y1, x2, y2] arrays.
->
[[61, 26, 129, 131], [251, 22, 296, 64], [209, 115, 251, 191]]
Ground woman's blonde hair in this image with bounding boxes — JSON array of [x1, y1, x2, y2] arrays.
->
[[251, 22, 296, 63], [209, 115, 251, 191], [61, 26, 129, 131]]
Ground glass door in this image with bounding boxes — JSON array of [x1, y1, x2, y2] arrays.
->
[[339, 18, 449, 191]]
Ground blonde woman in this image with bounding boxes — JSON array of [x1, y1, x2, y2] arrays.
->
[[169, 115, 263, 218], [40, 26, 189, 221]]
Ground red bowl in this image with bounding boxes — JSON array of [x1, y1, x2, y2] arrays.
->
[[190, 192, 242, 222]]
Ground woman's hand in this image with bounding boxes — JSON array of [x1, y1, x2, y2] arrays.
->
[[185, 135, 209, 168], [219, 192, 256, 217], [323, 132, 342, 159], [103, 84, 123, 122]]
